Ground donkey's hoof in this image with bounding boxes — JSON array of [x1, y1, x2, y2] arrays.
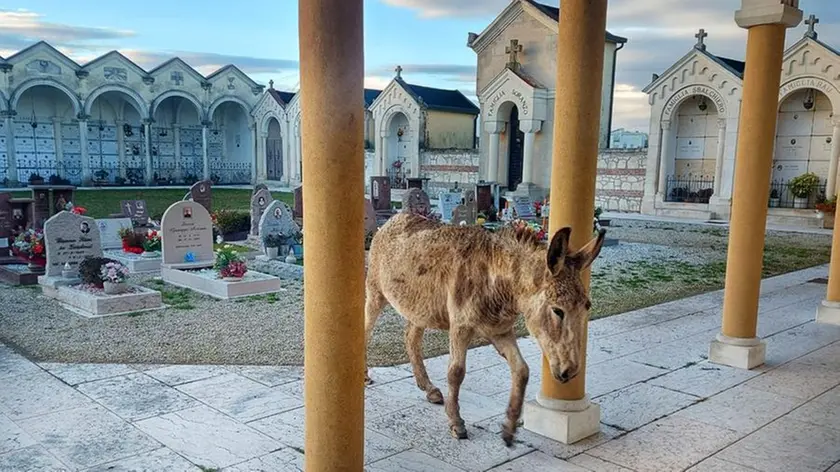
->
[[364, 374, 374, 386], [450, 423, 468, 440], [426, 388, 444, 404], [501, 426, 515, 447]]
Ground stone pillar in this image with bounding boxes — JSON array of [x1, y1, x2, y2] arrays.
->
[[713, 118, 727, 196], [520, 119, 542, 186], [379, 130, 390, 176], [656, 120, 673, 197], [710, 0, 802, 369], [201, 120, 211, 181], [258, 131, 268, 181], [173, 124, 182, 181], [825, 120, 840, 198], [485, 120, 504, 182], [143, 120, 154, 185], [299, 0, 366, 469], [250, 123, 258, 185], [52, 118, 64, 176], [522, 0, 608, 445], [78, 115, 91, 184], [115, 120, 126, 180], [3, 112, 17, 184]]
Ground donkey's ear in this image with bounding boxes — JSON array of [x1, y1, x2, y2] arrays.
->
[[546, 227, 572, 274], [570, 228, 607, 270]]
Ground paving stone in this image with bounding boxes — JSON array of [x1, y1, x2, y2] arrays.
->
[[365, 365, 414, 386], [0, 445, 69, 472], [478, 416, 623, 460], [176, 373, 302, 422], [223, 448, 304, 472], [15, 405, 159, 469], [647, 361, 760, 398], [762, 322, 840, 367], [0, 348, 47, 382], [0, 413, 36, 455], [86, 447, 201, 471], [594, 310, 721, 361], [144, 364, 230, 386], [38, 362, 137, 386], [366, 404, 534, 472], [623, 328, 718, 370], [787, 385, 840, 431], [460, 363, 513, 397], [76, 373, 199, 421], [365, 449, 466, 472], [596, 383, 699, 431], [716, 416, 840, 472], [485, 450, 589, 471], [587, 358, 668, 398], [587, 415, 741, 472], [566, 453, 635, 472], [224, 365, 304, 387], [744, 361, 840, 401], [756, 303, 816, 338], [375, 378, 506, 424], [365, 380, 426, 420], [0, 370, 94, 421], [685, 456, 769, 471], [673, 384, 802, 434], [134, 405, 281, 470], [794, 341, 840, 371], [827, 462, 840, 472], [422, 345, 506, 381]]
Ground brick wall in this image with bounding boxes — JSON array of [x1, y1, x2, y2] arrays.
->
[[595, 149, 647, 212], [420, 149, 480, 196]]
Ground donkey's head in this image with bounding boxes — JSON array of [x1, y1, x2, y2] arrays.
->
[[524, 227, 606, 384]]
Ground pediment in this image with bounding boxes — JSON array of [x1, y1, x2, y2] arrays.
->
[[479, 67, 548, 122], [645, 49, 743, 106], [782, 37, 840, 82], [369, 79, 421, 120], [147, 57, 206, 88], [82, 50, 150, 84], [254, 91, 285, 119], [205, 64, 263, 94], [5, 41, 80, 73]]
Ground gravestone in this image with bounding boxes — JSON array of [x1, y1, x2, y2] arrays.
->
[[258, 201, 300, 250], [462, 189, 478, 222], [253, 183, 269, 194], [402, 188, 432, 217], [293, 186, 303, 219], [451, 205, 472, 226], [32, 189, 50, 229], [96, 218, 134, 250], [438, 192, 460, 222], [370, 177, 391, 211], [53, 188, 75, 214], [43, 211, 102, 277], [120, 200, 150, 226], [364, 200, 378, 234], [190, 180, 213, 213], [475, 183, 495, 214], [250, 189, 274, 236], [0, 193, 13, 261], [512, 196, 534, 218], [160, 201, 215, 267]]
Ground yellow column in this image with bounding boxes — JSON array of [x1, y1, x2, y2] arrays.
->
[[523, 0, 607, 445], [711, 1, 802, 368], [299, 0, 366, 470], [817, 167, 840, 324]]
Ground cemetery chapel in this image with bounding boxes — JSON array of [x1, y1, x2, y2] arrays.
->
[[641, 18, 840, 224], [468, 0, 627, 198]]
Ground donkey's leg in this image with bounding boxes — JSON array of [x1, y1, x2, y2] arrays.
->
[[445, 325, 473, 440], [405, 322, 443, 404], [363, 284, 387, 386], [489, 330, 529, 447]]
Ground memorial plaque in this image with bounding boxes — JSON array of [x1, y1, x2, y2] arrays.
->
[[43, 211, 102, 277], [160, 201, 214, 267], [293, 186, 303, 219], [190, 180, 213, 213], [451, 204, 472, 225], [402, 188, 432, 217], [438, 192, 460, 222], [52, 187, 75, 214], [676, 138, 705, 159], [462, 189, 477, 222], [512, 196, 534, 218], [120, 200, 150, 226], [475, 183, 495, 213], [251, 189, 273, 236], [259, 200, 300, 244], [370, 177, 391, 211], [774, 136, 810, 161], [771, 161, 808, 183], [96, 218, 133, 250]]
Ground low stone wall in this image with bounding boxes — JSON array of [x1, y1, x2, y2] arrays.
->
[[595, 149, 647, 213], [419, 149, 480, 196], [364, 150, 375, 192]]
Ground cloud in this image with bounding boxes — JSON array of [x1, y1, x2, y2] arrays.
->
[[380, 0, 506, 18], [121, 49, 299, 75], [0, 9, 133, 54]]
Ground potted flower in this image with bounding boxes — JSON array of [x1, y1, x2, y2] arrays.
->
[[769, 188, 780, 208], [212, 209, 251, 241], [816, 195, 836, 229], [262, 233, 284, 259], [119, 227, 145, 255], [142, 230, 161, 257], [100, 261, 130, 294], [12, 229, 45, 271], [476, 212, 487, 226], [65, 202, 87, 215], [214, 244, 248, 280], [28, 172, 44, 186], [788, 172, 820, 209]]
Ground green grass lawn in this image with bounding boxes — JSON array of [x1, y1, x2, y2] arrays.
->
[[9, 188, 294, 220]]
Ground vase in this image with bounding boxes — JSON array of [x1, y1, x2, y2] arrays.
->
[[103, 281, 128, 295], [769, 198, 780, 208], [266, 247, 279, 259], [141, 251, 160, 259], [27, 261, 44, 273], [793, 197, 808, 209]]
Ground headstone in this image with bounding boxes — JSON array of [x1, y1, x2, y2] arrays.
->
[[402, 188, 432, 217], [462, 189, 477, 222], [32, 189, 50, 229], [53, 187, 75, 215], [161, 201, 215, 267], [364, 200, 378, 234], [512, 196, 534, 218], [258, 200, 300, 248], [43, 211, 102, 277], [451, 205, 472, 226], [438, 192, 460, 222], [190, 180, 213, 213], [370, 177, 391, 211], [96, 218, 134, 250], [0, 193, 13, 259], [120, 200, 150, 226], [475, 183, 495, 213], [253, 183, 269, 194], [250, 189, 274, 236], [293, 186, 303, 219]]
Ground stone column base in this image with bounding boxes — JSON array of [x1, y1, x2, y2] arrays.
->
[[816, 300, 840, 326], [522, 393, 600, 444], [709, 333, 766, 370], [707, 196, 732, 220]]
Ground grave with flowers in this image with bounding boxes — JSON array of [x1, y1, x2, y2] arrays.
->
[[159, 200, 281, 300], [98, 220, 163, 274], [36, 211, 164, 317], [0, 227, 47, 285]]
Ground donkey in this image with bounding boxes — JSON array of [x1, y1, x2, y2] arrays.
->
[[364, 211, 606, 445]]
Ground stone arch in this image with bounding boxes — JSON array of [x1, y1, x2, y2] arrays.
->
[[207, 96, 253, 124], [150, 90, 204, 119], [661, 84, 730, 122], [492, 100, 525, 190], [381, 104, 420, 182], [84, 84, 148, 119], [259, 110, 285, 134], [10, 77, 81, 115], [778, 76, 840, 114]]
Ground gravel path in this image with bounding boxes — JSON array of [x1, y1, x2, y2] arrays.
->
[[0, 217, 832, 366]]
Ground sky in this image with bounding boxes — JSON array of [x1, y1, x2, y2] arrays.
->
[[3, 0, 839, 134]]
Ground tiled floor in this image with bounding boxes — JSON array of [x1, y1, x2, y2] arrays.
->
[[1, 264, 839, 471]]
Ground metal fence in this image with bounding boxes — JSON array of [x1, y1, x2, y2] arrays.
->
[[768, 180, 827, 209], [386, 166, 409, 190], [208, 162, 252, 185], [665, 175, 715, 204]]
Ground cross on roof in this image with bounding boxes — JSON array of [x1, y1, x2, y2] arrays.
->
[[506, 39, 523, 71], [805, 14, 819, 39], [269, 79, 274, 90], [395, 65, 403, 79], [694, 29, 708, 50]]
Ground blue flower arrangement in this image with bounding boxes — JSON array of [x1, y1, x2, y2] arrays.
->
[[184, 252, 196, 262]]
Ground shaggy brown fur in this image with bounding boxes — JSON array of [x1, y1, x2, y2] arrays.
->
[[364, 212, 606, 445]]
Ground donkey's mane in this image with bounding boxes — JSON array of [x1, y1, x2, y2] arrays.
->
[[494, 225, 546, 250]]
